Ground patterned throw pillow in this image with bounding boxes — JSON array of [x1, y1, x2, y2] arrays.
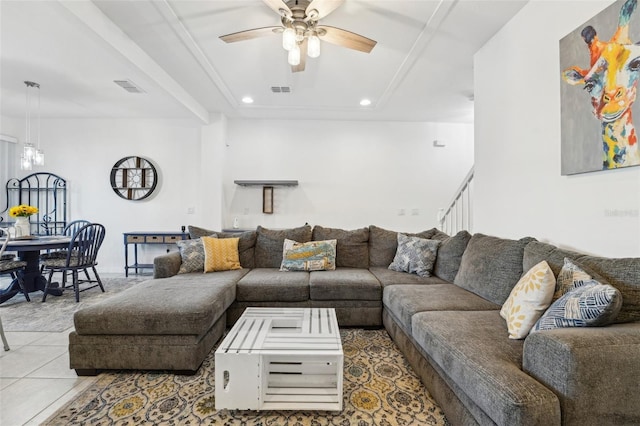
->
[[500, 261, 556, 339], [176, 239, 205, 274], [532, 280, 622, 331], [553, 257, 592, 300], [280, 239, 337, 271], [388, 234, 440, 277], [202, 236, 241, 272]]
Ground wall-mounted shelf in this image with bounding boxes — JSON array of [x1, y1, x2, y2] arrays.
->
[[234, 180, 298, 187], [233, 180, 298, 214]]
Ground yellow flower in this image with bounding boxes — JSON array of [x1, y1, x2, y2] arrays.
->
[[9, 205, 38, 218]]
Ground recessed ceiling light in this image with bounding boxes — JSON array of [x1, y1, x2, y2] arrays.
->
[[360, 99, 372, 106], [242, 96, 254, 104]]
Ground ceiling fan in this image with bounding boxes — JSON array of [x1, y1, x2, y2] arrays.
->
[[219, 0, 377, 73]]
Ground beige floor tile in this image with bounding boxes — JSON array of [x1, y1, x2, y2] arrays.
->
[[27, 351, 76, 379], [0, 344, 67, 378], [2, 331, 50, 347], [0, 377, 84, 426], [23, 377, 97, 426], [31, 330, 72, 346], [0, 377, 18, 390]]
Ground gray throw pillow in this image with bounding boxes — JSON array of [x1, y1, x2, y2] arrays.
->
[[368, 225, 439, 267], [388, 234, 440, 277], [176, 239, 205, 273], [255, 225, 312, 268], [312, 225, 369, 268]]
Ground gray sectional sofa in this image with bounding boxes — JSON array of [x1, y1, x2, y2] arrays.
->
[[69, 224, 640, 425]]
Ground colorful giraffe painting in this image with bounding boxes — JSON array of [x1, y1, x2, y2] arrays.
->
[[563, 0, 640, 170]]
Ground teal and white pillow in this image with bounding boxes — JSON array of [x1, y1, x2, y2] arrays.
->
[[177, 239, 205, 273], [280, 239, 337, 271], [388, 234, 440, 277], [532, 280, 622, 332]]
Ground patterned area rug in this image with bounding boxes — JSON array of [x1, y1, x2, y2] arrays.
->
[[0, 274, 149, 332], [44, 329, 448, 425]]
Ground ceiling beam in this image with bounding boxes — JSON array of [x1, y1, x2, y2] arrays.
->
[[58, 0, 210, 124]]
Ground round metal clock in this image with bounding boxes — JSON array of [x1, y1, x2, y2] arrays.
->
[[110, 156, 158, 201]]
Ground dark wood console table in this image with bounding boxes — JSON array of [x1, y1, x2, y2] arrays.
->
[[123, 231, 187, 276]]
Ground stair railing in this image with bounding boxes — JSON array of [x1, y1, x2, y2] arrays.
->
[[438, 167, 474, 235]]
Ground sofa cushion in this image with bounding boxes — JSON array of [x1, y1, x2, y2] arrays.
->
[[280, 239, 336, 271], [432, 230, 472, 282], [74, 270, 247, 336], [369, 267, 449, 287], [309, 268, 381, 301], [532, 280, 622, 332], [255, 225, 312, 268], [368, 225, 439, 267], [411, 310, 560, 425], [202, 236, 241, 272], [383, 284, 500, 334], [188, 226, 257, 268], [388, 234, 440, 277], [176, 238, 205, 274], [312, 225, 369, 268], [454, 233, 536, 305], [523, 241, 583, 277], [236, 268, 309, 302], [500, 260, 556, 339]]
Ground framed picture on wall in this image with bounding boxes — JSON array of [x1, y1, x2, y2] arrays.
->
[[263, 186, 273, 214]]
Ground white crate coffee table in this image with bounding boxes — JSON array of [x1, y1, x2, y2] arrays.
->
[[215, 307, 343, 411]]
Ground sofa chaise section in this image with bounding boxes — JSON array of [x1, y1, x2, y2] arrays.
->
[[69, 270, 246, 374]]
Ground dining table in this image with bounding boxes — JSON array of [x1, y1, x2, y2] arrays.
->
[[0, 235, 72, 304]]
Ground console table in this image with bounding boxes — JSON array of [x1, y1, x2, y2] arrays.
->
[[123, 231, 187, 276]]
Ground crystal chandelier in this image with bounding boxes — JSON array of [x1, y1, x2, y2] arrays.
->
[[21, 81, 44, 170]]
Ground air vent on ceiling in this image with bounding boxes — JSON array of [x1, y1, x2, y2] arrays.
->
[[114, 80, 146, 94], [271, 86, 291, 93]]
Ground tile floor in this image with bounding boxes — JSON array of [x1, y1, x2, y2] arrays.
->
[[0, 326, 98, 425]]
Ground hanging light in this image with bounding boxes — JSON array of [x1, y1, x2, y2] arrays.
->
[[282, 27, 296, 51], [21, 81, 44, 170], [308, 33, 320, 58], [288, 43, 301, 66]]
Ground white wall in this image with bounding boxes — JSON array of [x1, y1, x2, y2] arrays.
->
[[474, 0, 640, 257], [2, 117, 205, 272], [1, 115, 473, 272], [222, 119, 474, 232]]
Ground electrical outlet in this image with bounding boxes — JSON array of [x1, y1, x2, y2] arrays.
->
[[398, 209, 405, 216], [412, 208, 419, 216], [187, 207, 195, 214]]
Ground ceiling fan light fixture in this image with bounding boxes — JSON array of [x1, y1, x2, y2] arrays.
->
[[360, 99, 372, 107], [288, 43, 301, 66], [242, 96, 254, 104], [308, 34, 320, 58], [282, 27, 296, 51]]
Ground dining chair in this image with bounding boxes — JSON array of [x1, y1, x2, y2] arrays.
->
[[0, 227, 31, 351], [41, 223, 106, 303], [40, 219, 91, 287]]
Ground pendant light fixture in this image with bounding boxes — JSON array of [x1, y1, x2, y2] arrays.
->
[[20, 81, 44, 170]]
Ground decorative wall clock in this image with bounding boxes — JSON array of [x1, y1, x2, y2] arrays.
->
[[110, 156, 158, 200]]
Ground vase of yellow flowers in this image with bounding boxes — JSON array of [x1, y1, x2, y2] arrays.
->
[[9, 204, 38, 237]]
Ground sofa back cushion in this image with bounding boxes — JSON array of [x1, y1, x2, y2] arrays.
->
[[312, 225, 369, 268], [525, 241, 640, 323], [432, 230, 472, 282], [454, 233, 536, 305], [368, 225, 439, 267], [188, 225, 257, 268], [255, 225, 312, 268]]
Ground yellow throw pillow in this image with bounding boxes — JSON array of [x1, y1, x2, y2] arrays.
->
[[202, 236, 241, 273], [500, 260, 555, 339]]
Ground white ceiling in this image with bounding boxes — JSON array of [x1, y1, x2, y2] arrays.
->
[[0, 0, 527, 124]]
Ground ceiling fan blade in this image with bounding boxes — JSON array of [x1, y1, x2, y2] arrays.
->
[[317, 25, 377, 53], [220, 26, 282, 43], [306, 0, 344, 19], [292, 39, 308, 73], [262, 0, 292, 18]]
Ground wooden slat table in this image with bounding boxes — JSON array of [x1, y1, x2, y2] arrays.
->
[[215, 307, 343, 411]]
